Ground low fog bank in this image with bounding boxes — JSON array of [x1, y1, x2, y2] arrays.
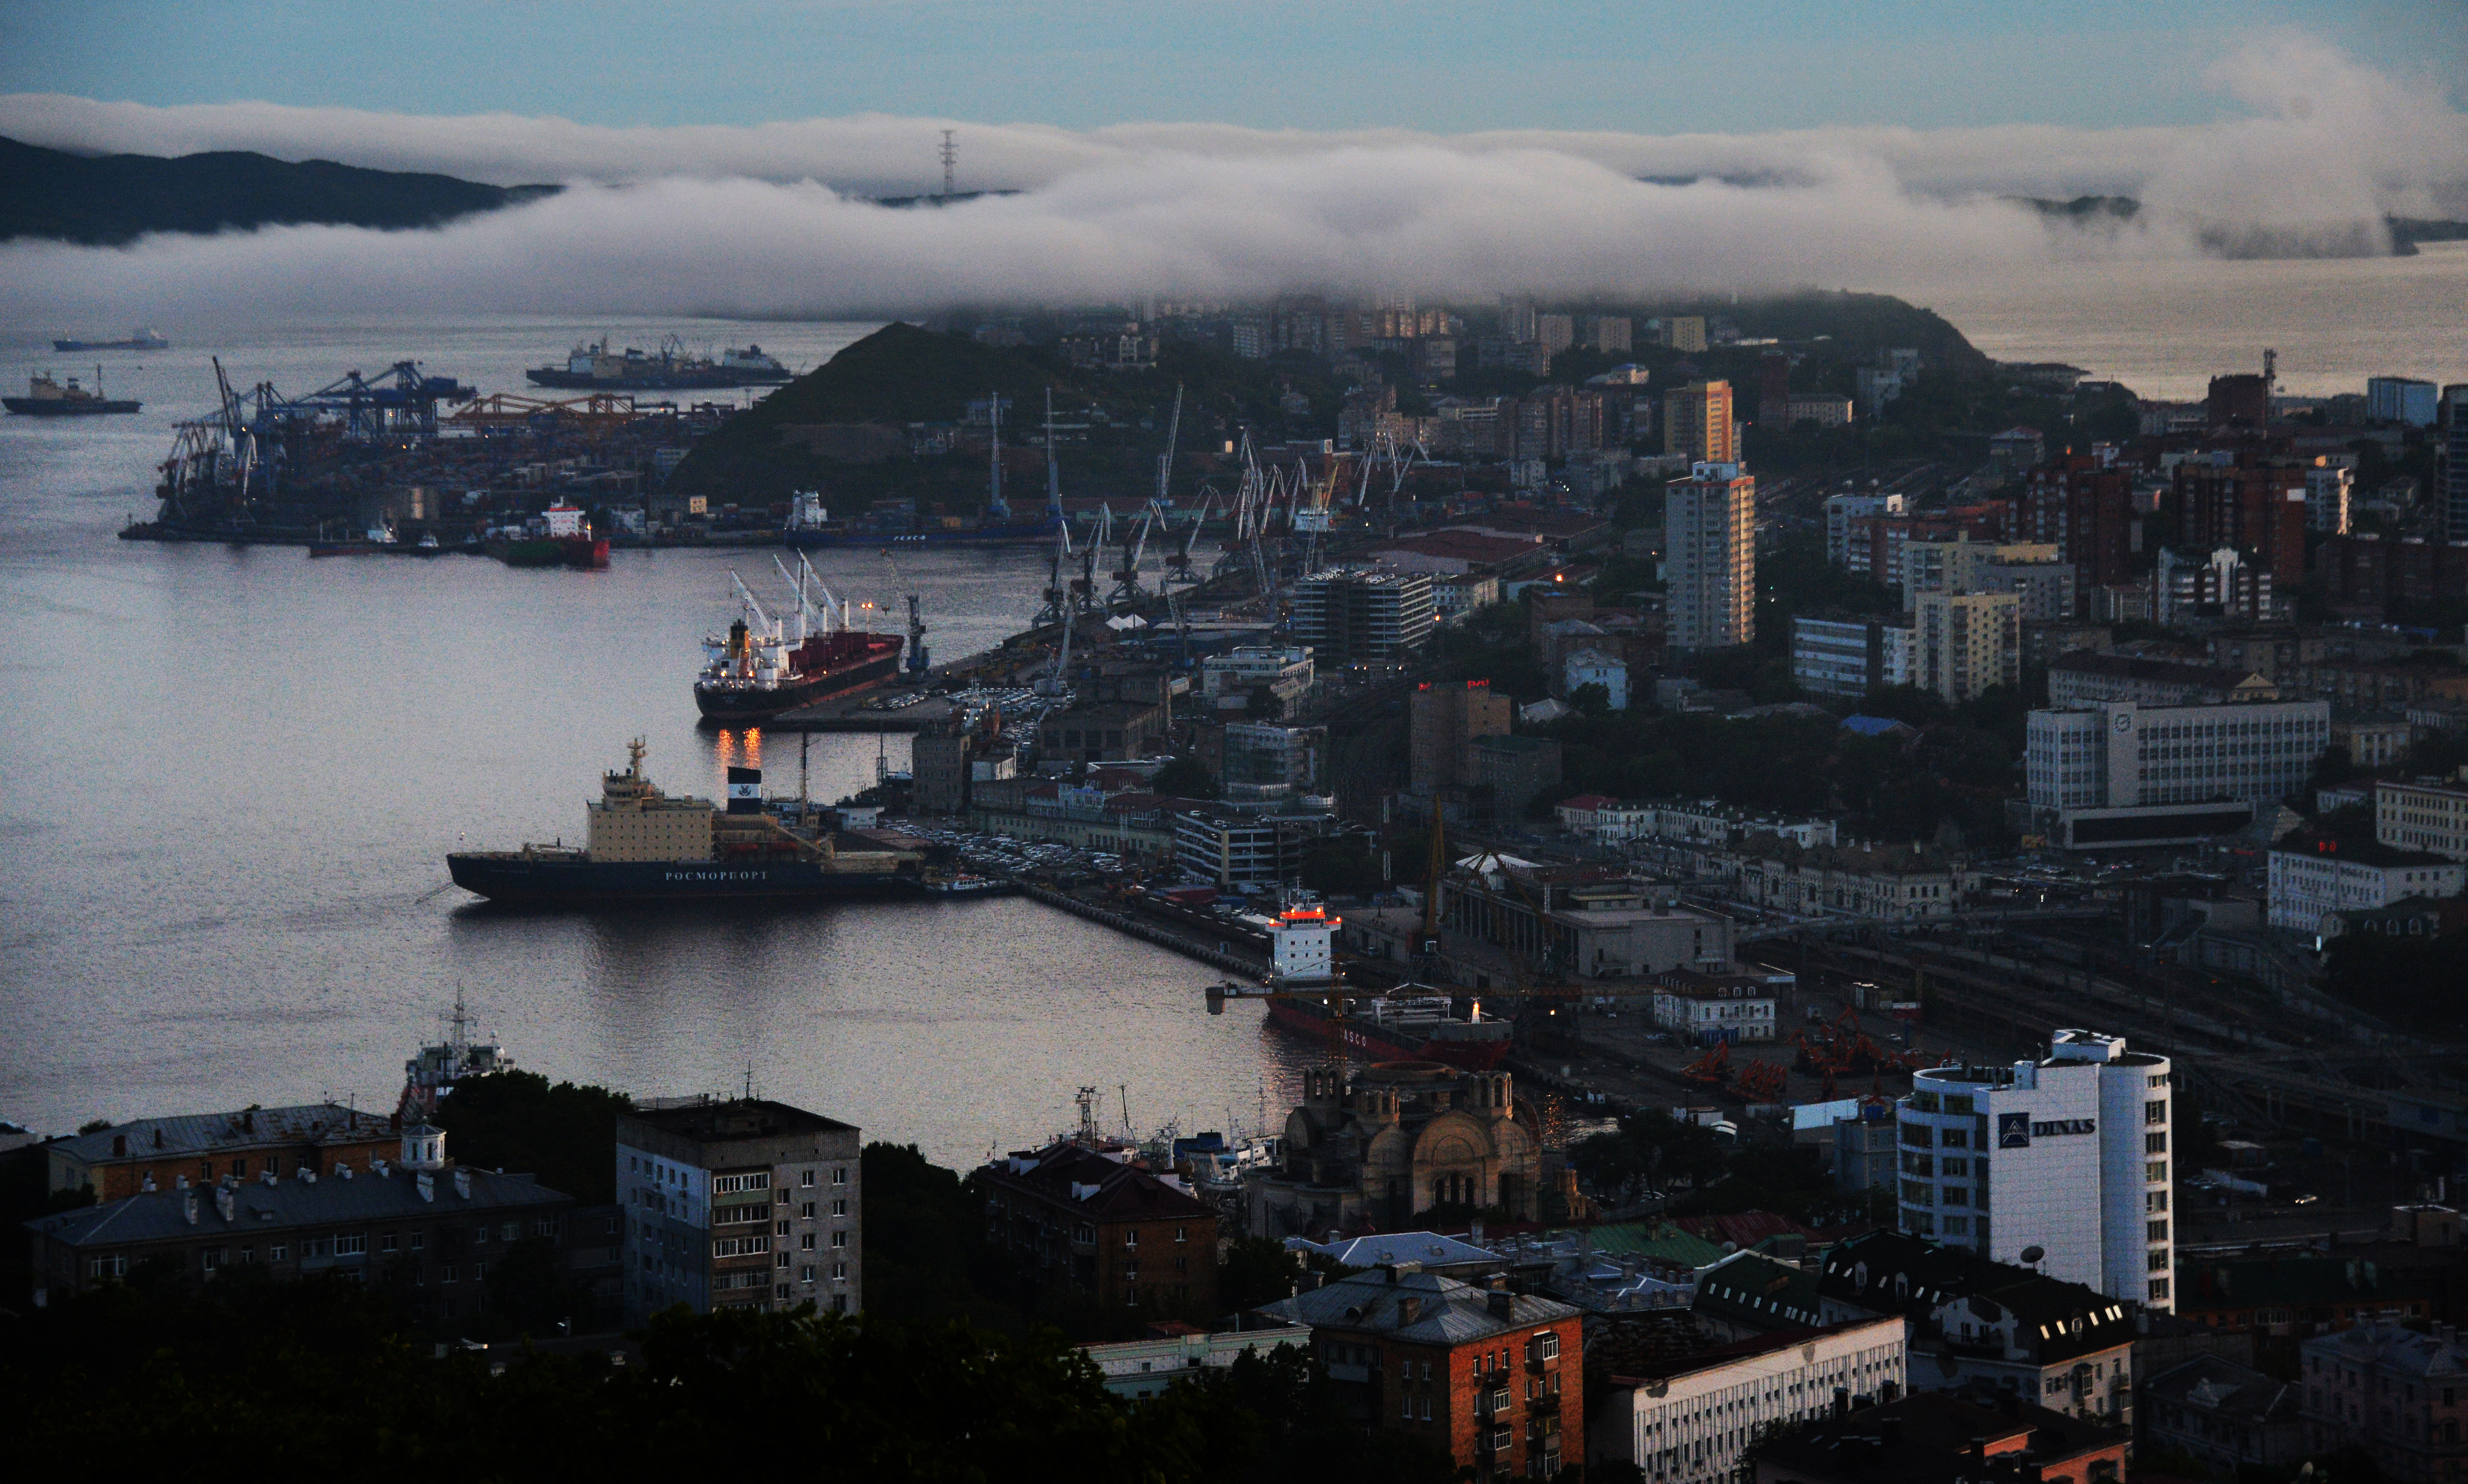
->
[[1, 33, 2459, 322]]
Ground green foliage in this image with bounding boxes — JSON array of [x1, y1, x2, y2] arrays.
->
[[1151, 753, 1220, 799], [1570, 682, 1612, 717], [483, 1235, 586, 1334], [1570, 1109, 1728, 1205], [860, 1141, 1026, 1331], [433, 1070, 630, 1206], [1143, 1343, 1460, 1484], [1298, 834, 1385, 897], [1216, 1236, 1302, 1312]]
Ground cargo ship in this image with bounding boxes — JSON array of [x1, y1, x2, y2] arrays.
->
[[54, 329, 168, 352], [1264, 994, 1515, 1071], [695, 560, 905, 721], [485, 502, 609, 569], [5, 371, 140, 416], [525, 335, 792, 390], [445, 739, 927, 903]]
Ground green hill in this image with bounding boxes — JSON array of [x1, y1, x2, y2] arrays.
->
[[664, 322, 1084, 502], [0, 135, 556, 245]]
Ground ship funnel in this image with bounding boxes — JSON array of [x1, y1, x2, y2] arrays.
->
[[727, 766, 763, 814]]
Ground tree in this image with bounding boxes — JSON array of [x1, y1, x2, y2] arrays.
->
[[433, 1070, 630, 1205], [1151, 753, 1219, 799], [1570, 682, 1611, 717], [1218, 1235, 1303, 1312], [1298, 835, 1383, 897]]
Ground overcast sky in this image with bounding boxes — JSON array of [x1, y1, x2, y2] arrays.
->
[[5, 0, 2460, 138]]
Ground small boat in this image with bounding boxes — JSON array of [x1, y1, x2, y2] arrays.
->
[[5, 370, 140, 416]]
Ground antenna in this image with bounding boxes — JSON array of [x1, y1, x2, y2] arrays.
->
[[1075, 1085, 1099, 1144], [939, 128, 957, 199], [1120, 1082, 1132, 1135]]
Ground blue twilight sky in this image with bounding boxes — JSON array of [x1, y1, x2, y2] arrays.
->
[[2, 0, 2459, 135]]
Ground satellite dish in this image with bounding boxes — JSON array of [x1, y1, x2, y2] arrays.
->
[[2020, 1246, 2045, 1265]]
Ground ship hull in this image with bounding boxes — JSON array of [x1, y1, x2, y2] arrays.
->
[[695, 649, 902, 720], [5, 398, 141, 415], [1263, 1000, 1514, 1071], [783, 516, 1062, 549], [525, 368, 789, 390], [54, 338, 167, 352], [488, 535, 609, 569], [446, 853, 923, 903]]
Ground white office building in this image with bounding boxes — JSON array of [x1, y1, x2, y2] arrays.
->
[[2025, 697, 2330, 849], [2266, 836, 2465, 935], [2377, 772, 2468, 862], [1896, 1030, 2176, 1311], [1590, 1313, 1907, 1484]]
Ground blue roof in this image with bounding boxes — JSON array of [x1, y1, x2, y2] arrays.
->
[[1840, 715, 1912, 737]]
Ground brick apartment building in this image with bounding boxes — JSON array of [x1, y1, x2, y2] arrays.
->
[[2169, 453, 2310, 584], [46, 1102, 401, 1203], [1261, 1266, 1585, 1479], [979, 1141, 1219, 1316], [2023, 452, 2137, 589]]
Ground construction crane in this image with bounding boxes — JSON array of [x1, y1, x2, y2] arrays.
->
[[1033, 520, 1074, 627], [904, 593, 930, 676], [1152, 383, 1184, 507], [1163, 492, 1211, 585], [1106, 501, 1159, 607], [984, 387, 1008, 521], [1042, 386, 1065, 521]]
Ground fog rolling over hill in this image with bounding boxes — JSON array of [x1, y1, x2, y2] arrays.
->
[[0, 135, 558, 245]]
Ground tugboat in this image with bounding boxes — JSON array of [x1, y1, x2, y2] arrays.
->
[[397, 994, 515, 1120], [5, 369, 140, 416], [486, 502, 609, 568], [445, 738, 928, 903], [694, 558, 906, 722]]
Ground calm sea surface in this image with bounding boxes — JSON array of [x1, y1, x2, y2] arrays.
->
[[2, 250, 2452, 1156], [0, 316, 1312, 1164]]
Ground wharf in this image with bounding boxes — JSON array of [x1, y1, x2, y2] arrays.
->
[[770, 684, 965, 733], [1019, 883, 1268, 977]]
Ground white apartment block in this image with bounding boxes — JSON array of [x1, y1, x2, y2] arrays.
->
[[2266, 838, 2465, 934], [1589, 1314, 1907, 1484], [1897, 1030, 2176, 1310], [1665, 462, 1756, 651], [2026, 698, 2330, 849], [1824, 491, 1904, 571], [1650, 977, 1779, 1046], [1913, 590, 2020, 703], [2377, 772, 2468, 862]]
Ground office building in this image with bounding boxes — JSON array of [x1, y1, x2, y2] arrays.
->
[[1650, 968, 1778, 1046], [979, 1140, 1218, 1316], [2366, 376, 2440, 427], [1260, 1265, 1586, 1480], [1792, 615, 1896, 698], [1291, 568, 1435, 665], [1221, 721, 1325, 796], [2378, 771, 2468, 861], [1661, 381, 1737, 465], [2265, 830, 2463, 934], [1173, 806, 1305, 888], [1409, 679, 1512, 793], [2300, 1324, 2468, 1479], [1913, 590, 2020, 703], [2025, 696, 2328, 848], [2046, 653, 2276, 708], [1824, 492, 1905, 571], [616, 1097, 863, 1323], [1664, 462, 1756, 650], [1895, 1029, 2177, 1310], [1589, 1315, 1907, 1483]]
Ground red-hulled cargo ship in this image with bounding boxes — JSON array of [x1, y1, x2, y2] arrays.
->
[[694, 564, 904, 722], [1264, 995, 1514, 1071]]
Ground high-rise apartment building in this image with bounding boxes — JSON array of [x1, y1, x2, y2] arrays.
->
[[1584, 315, 1632, 353], [616, 1098, 863, 1324], [2366, 376, 2439, 427], [1897, 1029, 2177, 1310], [2445, 385, 2468, 543], [1913, 591, 2020, 703], [1291, 568, 1435, 665], [2022, 453, 2135, 589], [1409, 679, 1512, 793], [1662, 316, 1707, 353], [1664, 462, 1756, 651], [1823, 491, 1904, 571], [1661, 380, 1737, 464], [2168, 454, 2310, 584], [1534, 313, 1575, 355]]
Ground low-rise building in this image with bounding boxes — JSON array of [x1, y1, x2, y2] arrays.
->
[[1173, 806, 1308, 889], [1590, 1315, 1908, 1483], [615, 1097, 862, 1324], [1565, 648, 1630, 710], [1742, 1389, 2130, 1484], [2048, 652, 2279, 708], [2332, 712, 2415, 770], [45, 1102, 402, 1203], [28, 1123, 575, 1328], [2173, 1254, 2429, 1340], [1259, 1266, 1586, 1480], [2379, 769, 2468, 862], [2300, 1322, 2468, 1479], [2140, 1355, 2304, 1474], [1651, 967, 1779, 1046], [1472, 733, 1564, 821], [1199, 645, 1316, 717], [1079, 1324, 1306, 1400], [2266, 830, 2465, 934], [1436, 856, 1736, 981], [1715, 839, 1980, 920], [1687, 1249, 1824, 1339], [981, 1140, 1218, 1317]]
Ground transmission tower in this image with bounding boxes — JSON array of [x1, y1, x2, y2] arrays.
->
[[940, 129, 957, 199]]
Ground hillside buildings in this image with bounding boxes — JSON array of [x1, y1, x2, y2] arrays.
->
[[2024, 696, 2330, 848], [1892, 1029, 2176, 1312], [1665, 462, 1756, 651], [616, 1097, 862, 1323]]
